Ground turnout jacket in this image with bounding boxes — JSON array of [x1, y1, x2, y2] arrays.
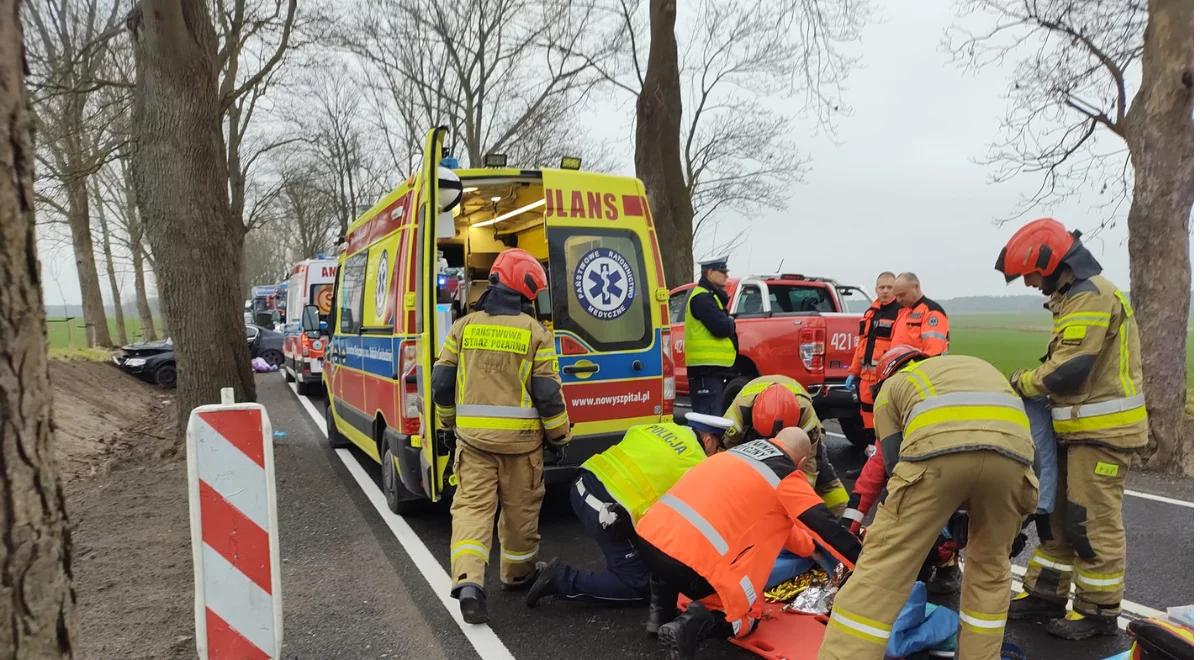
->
[[433, 287, 569, 454]]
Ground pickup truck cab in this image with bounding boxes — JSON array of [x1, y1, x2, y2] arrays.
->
[[669, 274, 875, 446]]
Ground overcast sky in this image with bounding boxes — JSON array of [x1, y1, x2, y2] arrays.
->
[[39, 0, 1146, 307]]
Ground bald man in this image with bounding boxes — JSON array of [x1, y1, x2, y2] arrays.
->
[[889, 273, 949, 356]]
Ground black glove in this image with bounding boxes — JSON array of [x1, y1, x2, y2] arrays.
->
[[1010, 531, 1028, 559], [1034, 512, 1053, 542], [546, 443, 568, 465]]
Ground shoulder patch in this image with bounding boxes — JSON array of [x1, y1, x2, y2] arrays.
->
[[927, 316, 938, 327]]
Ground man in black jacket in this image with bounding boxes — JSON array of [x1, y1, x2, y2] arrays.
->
[[684, 256, 738, 415]]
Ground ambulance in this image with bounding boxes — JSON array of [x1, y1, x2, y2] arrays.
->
[[283, 256, 337, 394], [309, 127, 675, 513]]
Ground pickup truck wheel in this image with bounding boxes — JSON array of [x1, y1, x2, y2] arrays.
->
[[837, 415, 873, 450], [721, 376, 751, 412], [325, 402, 350, 449], [382, 445, 425, 515]]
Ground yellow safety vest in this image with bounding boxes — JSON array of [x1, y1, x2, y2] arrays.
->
[[581, 423, 707, 524], [684, 286, 736, 368]]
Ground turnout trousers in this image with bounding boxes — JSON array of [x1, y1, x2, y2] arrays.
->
[[555, 470, 651, 603], [818, 451, 1037, 660], [1022, 441, 1133, 618], [449, 442, 545, 593]]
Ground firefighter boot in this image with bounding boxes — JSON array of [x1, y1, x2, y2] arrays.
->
[[457, 585, 489, 624], [1046, 610, 1119, 640], [658, 601, 717, 660], [926, 563, 962, 595], [1007, 591, 1066, 623], [645, 577, 679, 635], [525, 559, 564, 608]]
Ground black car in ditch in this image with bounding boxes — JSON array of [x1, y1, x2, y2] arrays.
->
[[114, 325, 286, 389]]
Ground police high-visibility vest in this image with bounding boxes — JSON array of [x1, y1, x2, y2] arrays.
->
[[582, 422, 707, 524], [685, 286, 736, 368]]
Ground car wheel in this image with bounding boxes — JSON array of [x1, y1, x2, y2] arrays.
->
[[154, 363, 177, 389], [296, 379, 311, 396], [721, 375, 751, 413], [382, 445, 424, 515], [837, 415, 873, 450], [283, 363, 295, 383], [325, 402, 349, 449], [261, 349, 284, 367]]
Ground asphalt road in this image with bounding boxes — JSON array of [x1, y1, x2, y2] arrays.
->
[[263, 374, 1193, 660]]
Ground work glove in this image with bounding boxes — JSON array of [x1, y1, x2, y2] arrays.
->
[[844, 374, 858, 391], [1010, 531, 1028, 559]]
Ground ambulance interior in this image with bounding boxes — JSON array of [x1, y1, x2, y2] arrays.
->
[[435, 176, 553, 328]]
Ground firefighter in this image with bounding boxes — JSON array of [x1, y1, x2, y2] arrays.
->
[[997, 218, 1147, 640], [845, 271, 901, 437], [433, 248, 571, 625], [817, 347, 1038, 660], [724, 378, 849, 515], [523, 412, 732, 610], [685, 255, 737, 415], [888, 272, 949, 356], [636, 427, 863, 660]]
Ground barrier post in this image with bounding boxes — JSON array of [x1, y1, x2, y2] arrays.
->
[[186, 394, 282, 659]]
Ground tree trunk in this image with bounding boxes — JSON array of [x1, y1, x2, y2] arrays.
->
[[0, 1, 77, 653], [124, 172, 158, 341], [128, 0, 256, 441], [64, 170, 112, 348], [93, 180, 128, 346], [634, 0, 694, 287], [1124, 0, 1194, 475]]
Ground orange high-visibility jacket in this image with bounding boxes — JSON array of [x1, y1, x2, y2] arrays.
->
[[889, 297, 949, 356], [635, 439, 861, 624]]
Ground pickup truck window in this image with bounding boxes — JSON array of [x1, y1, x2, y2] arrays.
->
[[735, 285, 765, 314], [767, 284, 835, 314], [668, 290, 689, 323]]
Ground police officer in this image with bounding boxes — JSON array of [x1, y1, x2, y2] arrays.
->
[[817, 347, 1038, 660], [684, 255, 737, 415], [637, 427, 862, 660], [888, 272, 949, 356], [523, 413, 732, 611], [997, 218, 1147, 640], [433, 248, 571, 624], [724, 377, 849, 515], [846, 272, 901, 438]]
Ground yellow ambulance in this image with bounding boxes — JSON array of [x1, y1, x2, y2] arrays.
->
[[311, 127, 676, 513]]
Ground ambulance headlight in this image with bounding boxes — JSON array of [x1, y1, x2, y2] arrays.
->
[[437, 166, 462, 212], [125, 358, 146, 367]]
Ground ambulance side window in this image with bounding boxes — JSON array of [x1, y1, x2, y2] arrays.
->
[[338, 252, 368, 334]]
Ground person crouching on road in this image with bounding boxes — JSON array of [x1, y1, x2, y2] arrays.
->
[[817, 346, 1038, 660], [524, 413, 732, 611], [997, 218, 1147, 640], [724, 377, 849, 515], [433, 248, 572, 625], [684, 255, 737, 415], [636, 427, 863, 660]]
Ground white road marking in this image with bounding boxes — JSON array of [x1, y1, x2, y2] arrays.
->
[[288, 383, 516, 660], [1125, 489, 1194, 508], [1009, 564, 1166, 630]]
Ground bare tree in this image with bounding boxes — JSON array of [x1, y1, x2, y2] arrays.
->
[[23, 0, 126, 347], [570, 0, 866, 284], [91, 176, 128, 345], [0, 0, 77, 653], [950, 0, 1193, 473], [279, 166, 339, 258], [127, 0, 256, 437]]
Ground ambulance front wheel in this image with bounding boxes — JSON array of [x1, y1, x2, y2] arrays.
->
[[325, 402, 350, 449], [382, 445, 425, 515]]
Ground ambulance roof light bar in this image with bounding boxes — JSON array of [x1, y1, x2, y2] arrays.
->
[[560, 156, 582, 170], [475, 198, 546, 228], [484, 153, 508, 167]]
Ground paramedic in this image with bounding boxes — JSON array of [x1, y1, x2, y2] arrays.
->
[[888, 272, 949, 356], [845, 272, 901, 436], [818, 347, 1037, 660], [433, 248, 571, 625], [685, 255, 737, 415], [998, 218, 1147, 640]]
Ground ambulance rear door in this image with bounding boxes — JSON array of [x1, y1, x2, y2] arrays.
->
[[541, 170, 671, 444]]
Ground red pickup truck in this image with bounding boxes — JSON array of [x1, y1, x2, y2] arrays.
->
[[669, 274, 875, 447]]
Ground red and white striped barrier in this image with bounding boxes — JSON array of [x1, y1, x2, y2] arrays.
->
[[186, 389, 282, 659]]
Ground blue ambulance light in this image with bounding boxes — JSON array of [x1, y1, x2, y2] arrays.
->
[[440, 156, 460, 168]]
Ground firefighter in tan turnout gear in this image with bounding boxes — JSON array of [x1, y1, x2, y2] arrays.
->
[[723, 376, 850, 515], [433, 248, 571, 625], [817, 347, 1038, 660], [998, 218, 1148, 640]]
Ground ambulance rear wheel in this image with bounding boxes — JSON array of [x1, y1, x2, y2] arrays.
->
[[382, 446, 424, 515], [325, 402, 349, 449]]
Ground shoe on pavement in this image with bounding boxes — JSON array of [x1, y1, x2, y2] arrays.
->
[[525, 559, 565, 608], [658, 601, 716, 660], [1046, 610, 1118, 640], [926, 563, 962, 595], [1007, 591, 1067, 622], [458, 585, 489, 625], [646, 578, 679, 635]]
